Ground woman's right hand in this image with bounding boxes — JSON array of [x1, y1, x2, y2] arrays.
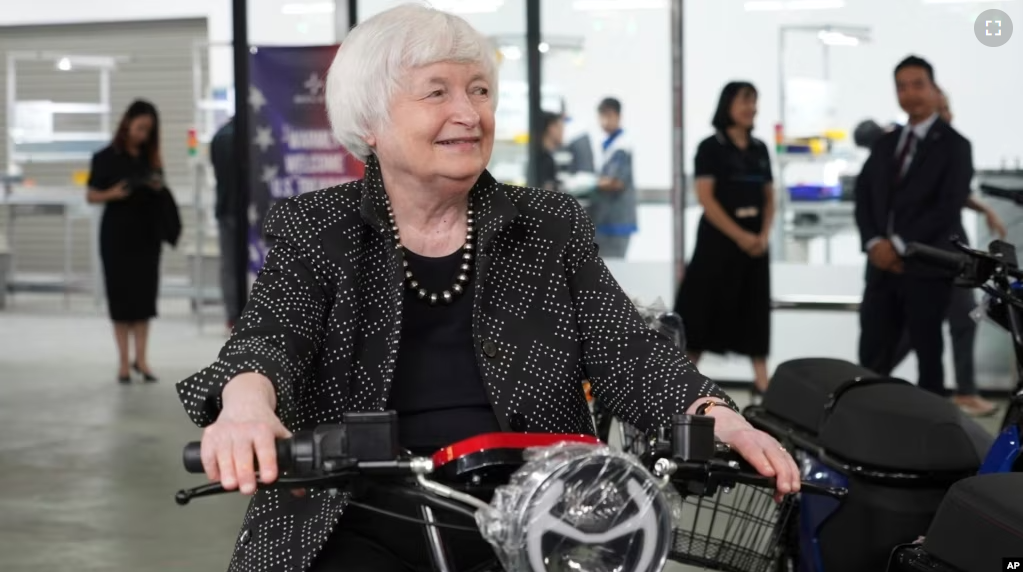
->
[[200, 373, 291, 495], [107, 181, 130, 201], [736, 231, 762, 256]]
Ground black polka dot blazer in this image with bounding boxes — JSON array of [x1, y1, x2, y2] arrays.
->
[[175, 156, 732, 572]]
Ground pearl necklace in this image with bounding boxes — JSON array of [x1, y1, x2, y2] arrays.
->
[[386, 200, 475, 306]]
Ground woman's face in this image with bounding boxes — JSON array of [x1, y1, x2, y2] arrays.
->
[[128, 114, 154, 147], [367, 61, 495, 188], [730, 89, 758, 130]]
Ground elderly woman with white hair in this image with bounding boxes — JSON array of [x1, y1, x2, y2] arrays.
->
[[176, 4, 799, 571]]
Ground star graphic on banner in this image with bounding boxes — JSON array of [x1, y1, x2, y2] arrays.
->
[[248, 204, 260, 226], [304, 73, 325, 96], [249, 87, 267, 112], [253, 126, 274, 152], [261, 164, 279, 184]]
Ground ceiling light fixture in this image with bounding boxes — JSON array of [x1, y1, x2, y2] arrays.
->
[[500, 46, 522, 60], [573, 0, 668, 11], [745, 0, 845, 11], [921, 0, 1013, 4], [817, 30, 859, 45], [430, 0, 505, 13], [281, 2, 334, 15]]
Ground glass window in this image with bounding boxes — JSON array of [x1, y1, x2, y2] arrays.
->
[[687, 0, 1023, 389], [541, 0, 677, 305]]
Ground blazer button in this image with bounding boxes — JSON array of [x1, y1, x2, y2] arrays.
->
[[481, 340, 498, 359], [239, 528, 252, 545], [508, 414, 526, 432]]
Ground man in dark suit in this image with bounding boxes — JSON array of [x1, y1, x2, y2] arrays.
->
[[854, 55, 973, 394], [209, 117, 242, 332]]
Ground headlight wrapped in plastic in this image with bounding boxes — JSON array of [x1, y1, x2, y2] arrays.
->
[[476, 441, 672, 572]]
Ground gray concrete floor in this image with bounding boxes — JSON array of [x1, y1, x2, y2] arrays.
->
[[0, 294, 1007, 572]]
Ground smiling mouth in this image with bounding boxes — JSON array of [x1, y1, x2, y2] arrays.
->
[[436, 137, 480, 145]]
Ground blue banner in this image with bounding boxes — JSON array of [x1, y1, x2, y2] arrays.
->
[[246, 45, 365, 281]]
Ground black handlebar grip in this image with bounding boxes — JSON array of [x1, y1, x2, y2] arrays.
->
[[979, 184, 1024, 206], [182, 440, 295, 474], [904, 242, 968, 274], [183, 442, 204, 473]]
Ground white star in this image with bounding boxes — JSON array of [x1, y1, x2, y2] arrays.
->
[[303, 73, 324, 96], [249, 244, 263, 265], [248, 204, 260, 226], [261, 164, 279, 184], [249, 87, 267, 112], [253, 126, 274, 152]]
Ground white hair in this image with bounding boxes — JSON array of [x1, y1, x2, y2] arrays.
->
[[325, 2, 500, 161]]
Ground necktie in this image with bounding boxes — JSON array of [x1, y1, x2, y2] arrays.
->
[[894, 131, 916, 184]]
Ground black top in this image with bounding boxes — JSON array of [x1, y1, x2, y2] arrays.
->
[[694, 132, 772, 233], [87, 145, 162, 201], [387, 249, 501, 454], [539, 149, 559, 191]]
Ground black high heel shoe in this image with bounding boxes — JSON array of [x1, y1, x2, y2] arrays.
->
[[118, 373, 132, 384], [132, 362, 159, 383]]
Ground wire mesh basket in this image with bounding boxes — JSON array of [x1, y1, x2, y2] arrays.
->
[[668, 479, 797, 572]]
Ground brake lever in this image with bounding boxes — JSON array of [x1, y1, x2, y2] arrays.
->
[[950, 238, 975, 256], [176, 482, 227, 505]]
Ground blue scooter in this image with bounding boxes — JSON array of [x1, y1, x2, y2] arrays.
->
[[744, 238, 1023, 572], [885, 239, 1023, 572]]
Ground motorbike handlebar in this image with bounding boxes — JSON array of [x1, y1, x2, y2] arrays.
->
[[182, 440, 294, 474], [177, 411, 847, 507], [979, 184, 1023, 206], [903, 242, 971, 274]]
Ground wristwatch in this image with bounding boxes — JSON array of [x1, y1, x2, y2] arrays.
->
[[694, 399, 720, 416]]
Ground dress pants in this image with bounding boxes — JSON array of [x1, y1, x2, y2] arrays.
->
[[890, 287, 978, 396], [859, 270, 953, 394], [217, 217, 243, 324]]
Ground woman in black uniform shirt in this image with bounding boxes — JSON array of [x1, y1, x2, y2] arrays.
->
[[86, 100, 165, 384], [675, 82, 775, 392]]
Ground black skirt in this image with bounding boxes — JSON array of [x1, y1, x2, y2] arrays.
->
[[674, 217, 771, 357], [100, 201, 162, 322]]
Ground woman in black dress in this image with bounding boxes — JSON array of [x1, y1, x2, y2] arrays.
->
[[674, 82, 775, 392], [86, 100, 165, 383]]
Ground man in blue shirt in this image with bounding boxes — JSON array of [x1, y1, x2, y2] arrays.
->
[[590, 98, 637, 259]]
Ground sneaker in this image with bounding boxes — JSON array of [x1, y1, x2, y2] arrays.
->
[[952, 395, 998, 417]]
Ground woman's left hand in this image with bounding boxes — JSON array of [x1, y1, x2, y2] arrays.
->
[[706, 405, 801, 498], [751, 233, 770, 257], [984, 209, 1008, 240]]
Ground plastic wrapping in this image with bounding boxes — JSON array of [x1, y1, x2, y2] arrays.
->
[[476, 441, 673, 572], [632, 297, 686, 351]]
